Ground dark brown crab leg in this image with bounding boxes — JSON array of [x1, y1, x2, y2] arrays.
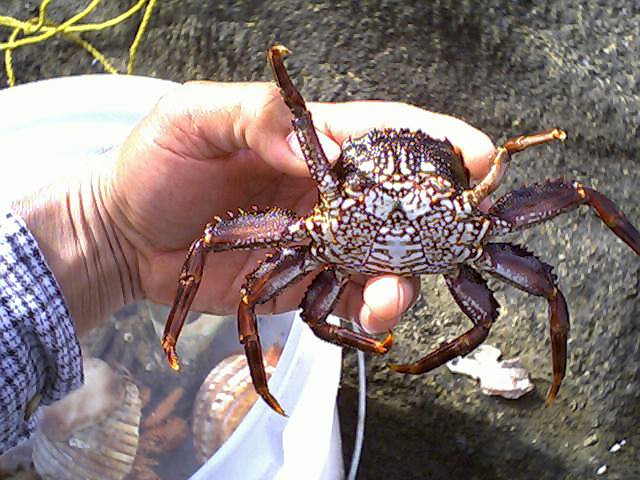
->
[[391, 266, 499, 374], [238, 246, 320, 416], [268, 45, 341, 201], [489, 178, 640, 255], [300, 268, 393, 353], [478, 243, 570, 405], [484, 179, 640, 402], [162, 207, 305, 371], [467, 128, 567, 207]]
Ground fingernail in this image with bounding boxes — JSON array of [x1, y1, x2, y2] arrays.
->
[[358, 304, 375, 334], [396, 278, 405, 314], [400, 276, 421, 308], [286, 130, 341, 162], [358, 304, 394, 334]]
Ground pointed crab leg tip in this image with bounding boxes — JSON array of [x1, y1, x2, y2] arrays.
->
[[383, 330, 394, 347], [163, 346, 181, 371], [545, 388, 559, 407], [553, 128, 568, 141], [372, 330, 394, 355], [270, 45, 291, 57], [263, 395, 288, 417], [387, 362, 408, 373]]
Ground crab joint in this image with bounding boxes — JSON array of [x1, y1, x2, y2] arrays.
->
[[240, 288, 250, 304], [574, 181, 587, 199]]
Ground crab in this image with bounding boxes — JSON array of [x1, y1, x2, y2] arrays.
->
[[162, 45, 640, 416]]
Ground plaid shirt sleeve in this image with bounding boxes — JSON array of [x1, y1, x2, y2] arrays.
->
[[0, 210, 83, 453]]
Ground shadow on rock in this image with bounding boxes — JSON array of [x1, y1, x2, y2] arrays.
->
[[339, 384, 574, 480]]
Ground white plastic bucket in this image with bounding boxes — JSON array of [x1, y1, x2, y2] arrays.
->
[[0, 75, 344, 479]]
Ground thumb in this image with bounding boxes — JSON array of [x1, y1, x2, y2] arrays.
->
[[151, 81, 340, 178]]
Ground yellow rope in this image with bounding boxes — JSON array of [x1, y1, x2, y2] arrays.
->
[[4, 25, 21, 87], [63, 31, 119, 75], [0, 0, 102, 50], [0, 0, 157, 87], [128, 0, 157, 74], [69, 0, 150, 32]]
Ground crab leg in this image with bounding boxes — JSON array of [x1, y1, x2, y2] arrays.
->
[[467, 128, 567, 206], [478, 243, 570, 404], [238, 246, 320, 416], [268, 45, 341, 201], [162, 208, 305, 371], [390, 265, 498, 374], [162, 238, 208, 369], [300, 268, 393, 353], [489, 178, 640, 255]]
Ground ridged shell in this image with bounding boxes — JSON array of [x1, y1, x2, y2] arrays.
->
[[32, 358, 142, 480], [192, 349, 280, 464]]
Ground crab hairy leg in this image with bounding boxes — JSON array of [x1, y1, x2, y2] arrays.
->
[[489, 178, 640, 255], [300, 268, 393, 353], [468, 128, 567, 206], [268, 45, 340, 201], [162, 207, 306, 371], [390, 265, 499, 374], [238, 246, 320, 416], [478, 243, 569, 405]]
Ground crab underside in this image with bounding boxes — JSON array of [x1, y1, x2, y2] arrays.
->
[[162, 45, 640, 416]]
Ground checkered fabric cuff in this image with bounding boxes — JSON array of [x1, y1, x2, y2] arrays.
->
[[0, 210, 83, 452]]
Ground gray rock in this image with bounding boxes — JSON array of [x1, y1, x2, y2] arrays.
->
[[583, 434, 599, 447]]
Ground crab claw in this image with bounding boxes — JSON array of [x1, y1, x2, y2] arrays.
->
[[161, 336, 181, 371]]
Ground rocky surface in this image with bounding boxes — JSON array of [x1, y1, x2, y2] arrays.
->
[[2, 1, 639, 478]]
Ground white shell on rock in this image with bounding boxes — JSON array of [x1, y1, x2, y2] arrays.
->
[[192, 349, 280, 464], [447, 344, 534, 399], [32, 358, 142, 480]]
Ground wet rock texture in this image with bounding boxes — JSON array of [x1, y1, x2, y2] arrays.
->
[[2, 1, 639, 478]]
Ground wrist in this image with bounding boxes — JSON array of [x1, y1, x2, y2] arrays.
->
[[11, 157, 141, 336]]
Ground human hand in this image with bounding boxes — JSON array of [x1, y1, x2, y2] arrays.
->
[[101, 81, 495, 332], [14, 82, 495, 336]]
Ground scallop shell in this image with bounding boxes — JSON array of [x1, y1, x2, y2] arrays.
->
[[32, 358, 142, 480], [192, 348, 281, 463]]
